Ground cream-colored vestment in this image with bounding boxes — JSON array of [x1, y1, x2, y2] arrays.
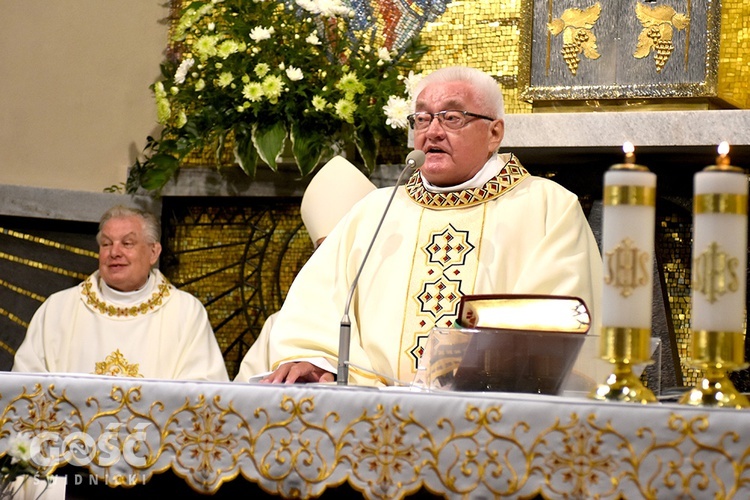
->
[[13, 269, 229, 381], [269, 154, 603, 386]]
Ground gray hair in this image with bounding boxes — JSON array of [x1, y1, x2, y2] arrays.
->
[[96, 205, 160, 245], [411, 66, 505, 121]]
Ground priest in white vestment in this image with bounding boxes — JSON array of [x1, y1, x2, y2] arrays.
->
[[12, 205, 229, 381], [262, 66, 603, 386]]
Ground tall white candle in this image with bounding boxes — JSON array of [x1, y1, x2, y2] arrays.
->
[[602, 143, 656, 329], [692, 144, 748, 333]]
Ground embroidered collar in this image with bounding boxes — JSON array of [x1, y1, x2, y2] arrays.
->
[[405, 154, 530, 209], [81, 271, 173, 318]]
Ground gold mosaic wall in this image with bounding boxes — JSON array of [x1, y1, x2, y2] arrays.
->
[[161, 204, 313, 378], [416, 0, 532, 114], [717, 0, 750, 108], [657, 209, 696, 386]]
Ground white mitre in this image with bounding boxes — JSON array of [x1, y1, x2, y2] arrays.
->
[[300, 156, 376, 245]]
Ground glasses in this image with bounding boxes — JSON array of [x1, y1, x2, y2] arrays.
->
[[406, 110, 495, 131]]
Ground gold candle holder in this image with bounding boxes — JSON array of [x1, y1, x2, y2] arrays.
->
[[591, 143, 657, 403], [679, 142, 749, 408]]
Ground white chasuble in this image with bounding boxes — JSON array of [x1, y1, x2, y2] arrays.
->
[[268, 154, 602, 386], [13, 270, 229, 382]]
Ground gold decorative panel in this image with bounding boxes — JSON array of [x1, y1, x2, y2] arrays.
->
[[519, 0, 747, 109]]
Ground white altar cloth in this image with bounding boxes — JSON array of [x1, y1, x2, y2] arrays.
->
[[0, 372, 749, 499]]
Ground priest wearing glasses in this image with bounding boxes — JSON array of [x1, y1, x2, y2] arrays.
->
[[262, 66, 602, 386]]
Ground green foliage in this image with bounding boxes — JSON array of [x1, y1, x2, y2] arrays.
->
[[127, 0, 428, 194]]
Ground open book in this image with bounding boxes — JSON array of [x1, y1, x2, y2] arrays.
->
[[427, 295, 591, 394]]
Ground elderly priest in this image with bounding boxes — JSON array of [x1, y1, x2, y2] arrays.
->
[[12, 205, 229, 381], [262, 66, 603, 386]]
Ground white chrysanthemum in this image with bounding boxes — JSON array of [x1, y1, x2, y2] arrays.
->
[[377, 47, 392, 62], [217, 71, 234, 88], [305, 32, 321, 45], [383, 95, 410, 129], [217, 39, 241, 59], [174, 58, 195, 84], [193, 35, 219, 61], [311, 95, 327, 112], [8, 433, 33, 465], [249, 26, 274, 42], [334, 98, 356, 123], [242, 82, 264, 102], [296, 0, 350, 17], [404, 70, 424, 98], [285, 66, 303, 81]]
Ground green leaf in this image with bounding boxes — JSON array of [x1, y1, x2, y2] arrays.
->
[[290, 124, 325, 177], [234, 129, 259, 177], [354, 126, 379, 174], [252, 122, 287, 172]]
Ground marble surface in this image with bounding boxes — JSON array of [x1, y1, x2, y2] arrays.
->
[[0, 184, 158, 222], [502, 109, 750, 148]]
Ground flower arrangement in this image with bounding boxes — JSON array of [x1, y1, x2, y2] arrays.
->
[[127, 0, 429, 193], [0, 433, 48, 499]]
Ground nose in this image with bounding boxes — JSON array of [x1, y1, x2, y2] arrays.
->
[[424, 114, 446, 138], [109, 242, 124, 257]]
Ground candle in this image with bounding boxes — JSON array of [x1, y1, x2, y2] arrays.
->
[[601, 144, 656, 330], [692, 144, 747, 333]]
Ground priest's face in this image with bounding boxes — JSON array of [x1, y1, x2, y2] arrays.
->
[[98, 216, 162, 292], [412, 81, 504, 187]]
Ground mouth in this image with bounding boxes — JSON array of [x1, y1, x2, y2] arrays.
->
[[425, 146, 447, 155]]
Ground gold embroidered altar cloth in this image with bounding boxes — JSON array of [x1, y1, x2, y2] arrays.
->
[[1, 372, 749, 499]]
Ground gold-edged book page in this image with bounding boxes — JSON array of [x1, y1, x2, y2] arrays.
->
[[457, 294, 590, 333]]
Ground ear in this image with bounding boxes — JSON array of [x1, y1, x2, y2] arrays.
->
[[150, 242, 162, 266], [487, 118, 505, 153]]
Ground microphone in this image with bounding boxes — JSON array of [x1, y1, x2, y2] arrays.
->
[[337, 150, 426, 385]]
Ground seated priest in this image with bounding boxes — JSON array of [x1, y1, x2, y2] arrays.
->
[[12, 205, 229, 381], [262, 66, 603, 386], [234, 156, 377, 382]]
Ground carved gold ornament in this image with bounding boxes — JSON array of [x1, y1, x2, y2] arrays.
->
[[547, 2, 602, 75], [633, 2, 690, 72]]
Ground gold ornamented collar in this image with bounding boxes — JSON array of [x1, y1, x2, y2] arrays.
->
[[81, 272, 172, 318], [405, 154, 530, 209]]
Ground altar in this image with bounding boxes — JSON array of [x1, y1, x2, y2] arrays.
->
[[1, 372, 750, 499]]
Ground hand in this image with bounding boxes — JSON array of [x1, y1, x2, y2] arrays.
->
[[260, 362, 335, 384]]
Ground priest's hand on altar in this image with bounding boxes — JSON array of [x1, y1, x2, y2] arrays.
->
[[260, 362, 335, 384]]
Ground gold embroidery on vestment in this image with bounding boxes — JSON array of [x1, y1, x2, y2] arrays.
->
[[94, 349, 143, 377], [81, 274, 172, 317], [405, 155, 529, 209]]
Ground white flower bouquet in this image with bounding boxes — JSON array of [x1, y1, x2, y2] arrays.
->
[[128, 0, 428, 193]]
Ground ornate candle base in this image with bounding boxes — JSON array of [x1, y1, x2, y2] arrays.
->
[[590, 362, 657, 403], [589, 327, 657, 403], [679, 367, 750, 408], [679, 330, 749, 408]]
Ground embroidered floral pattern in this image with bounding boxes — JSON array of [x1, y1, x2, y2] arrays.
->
[[81, 274, 172, 318]]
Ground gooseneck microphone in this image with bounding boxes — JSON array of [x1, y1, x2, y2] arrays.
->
[[338, 150, 426, 385]]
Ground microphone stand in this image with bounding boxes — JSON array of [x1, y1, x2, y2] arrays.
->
[[338, 150, 425, 385]]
